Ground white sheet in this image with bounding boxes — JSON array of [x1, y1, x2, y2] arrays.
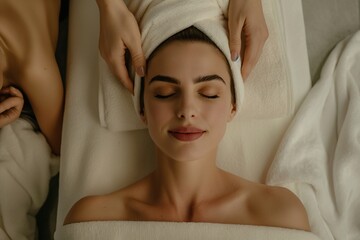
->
[[55, 221, 320, 240], [56, 0, 311, 237], [0, 119, 59, 240], [267, 31, 360, 240]]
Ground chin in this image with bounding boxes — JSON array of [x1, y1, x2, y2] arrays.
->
[[161, 144, 214, 163]]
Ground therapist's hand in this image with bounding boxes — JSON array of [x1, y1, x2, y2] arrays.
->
[[0, 86, 24, 128], [96, 0, 145, 94], [228, 0, 268, 80]]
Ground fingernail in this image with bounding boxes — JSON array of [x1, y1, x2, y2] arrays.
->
[[231, 51, 239, 62], [136, 66, 145, 77]]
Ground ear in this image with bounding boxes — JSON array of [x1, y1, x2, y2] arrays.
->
[[227, 103, 237, 122]]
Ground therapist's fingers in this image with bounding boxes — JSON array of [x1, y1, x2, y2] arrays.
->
[[99, 32, 134, 93], [228, 0, 268, 80], [97, 1, 145, 94], [228, 0, 245, 62], [118, 9, 145, 93], [98, 16, 133, 92], [228, 12, 245, 63], [241, 21, 268, 80], [108, 43, 135, 94], [122, 22, 146, 80]]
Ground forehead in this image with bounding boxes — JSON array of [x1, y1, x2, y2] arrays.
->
[[146, 41, 231, 84]]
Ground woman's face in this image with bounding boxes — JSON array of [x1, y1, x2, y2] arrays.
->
[[143, 41, 236, 162]]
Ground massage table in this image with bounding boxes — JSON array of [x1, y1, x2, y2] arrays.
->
[[2, 0, 357, 239], [54, 0, 318, 239]]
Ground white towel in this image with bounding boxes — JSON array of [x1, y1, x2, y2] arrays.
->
[[55, 221, 321, 240], [98, 0, 293, 131], [0, 119, 59, 240], [267, 31, 360, 240]]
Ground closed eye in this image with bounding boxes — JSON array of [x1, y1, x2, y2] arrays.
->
[[200, 93, 219, 99], [155, 93, 176, 99]]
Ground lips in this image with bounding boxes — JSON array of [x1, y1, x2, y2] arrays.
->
[[168, 126, 206, 142]]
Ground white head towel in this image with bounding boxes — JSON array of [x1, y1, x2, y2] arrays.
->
[[98, 0, 293, 131]]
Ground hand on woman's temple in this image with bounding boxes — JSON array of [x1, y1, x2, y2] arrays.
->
[[97, 0, 267, 92], [96, 0, 145, 94], [228, 0, 268, 80], [0, 86, 24, 128]]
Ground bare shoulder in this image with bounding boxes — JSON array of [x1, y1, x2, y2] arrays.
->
[[63, 192, 127, 225], [63, 177, 152, 225], [251, 185, 310, 231]]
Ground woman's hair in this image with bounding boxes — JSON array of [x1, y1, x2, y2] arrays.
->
[[140, 26, 235, 114]]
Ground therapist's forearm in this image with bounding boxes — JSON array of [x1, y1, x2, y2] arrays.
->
[[96, 0, 126, 10]]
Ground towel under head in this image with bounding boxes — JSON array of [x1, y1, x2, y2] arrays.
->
[[125, 0, 244, 120]]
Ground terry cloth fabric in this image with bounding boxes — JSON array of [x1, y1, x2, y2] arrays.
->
[[55, 221, 321, 240], [0, 119, 59, 240], [267, 31, 360, 240], [98, 0, 293, 131]]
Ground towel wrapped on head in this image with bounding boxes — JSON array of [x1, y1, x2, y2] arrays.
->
[[99, 0, 293, 131], [128, 0, 243, 120]]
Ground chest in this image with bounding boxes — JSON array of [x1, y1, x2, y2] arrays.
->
[[125, 198, 255, 224]]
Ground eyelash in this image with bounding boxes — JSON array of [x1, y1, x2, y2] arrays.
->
[[155, 93, 176, 99], [154, 93, 219, 99], [200, 94, 219, 99]]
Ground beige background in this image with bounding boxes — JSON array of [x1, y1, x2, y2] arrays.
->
[[302, 0, 360, 83]]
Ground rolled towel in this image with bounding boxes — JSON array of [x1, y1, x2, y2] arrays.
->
[[98, 0, 293, 131]]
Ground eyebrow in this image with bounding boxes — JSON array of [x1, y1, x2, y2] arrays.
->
[[149, 74, 226, 85]]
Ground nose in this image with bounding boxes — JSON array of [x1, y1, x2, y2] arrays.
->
[[176, 93, 196, 119]]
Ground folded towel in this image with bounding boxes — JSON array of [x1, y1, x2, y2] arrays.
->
[[55, 221, 321, 240], [98, 0, 293, 131]]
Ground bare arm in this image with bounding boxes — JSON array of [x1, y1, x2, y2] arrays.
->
[[21, 57, 64, 155]]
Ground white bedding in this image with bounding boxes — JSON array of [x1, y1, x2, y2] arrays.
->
[[0, 119, 58, 240], [55, 0, 312, 238], [55, 222, 320, 240], [267, 31, 360, 240]]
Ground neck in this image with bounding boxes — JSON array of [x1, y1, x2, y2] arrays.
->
[[151, 147, 225, 215]]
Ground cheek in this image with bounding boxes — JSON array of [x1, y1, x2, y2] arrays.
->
[[206, 106, 228, 129], [143, 99, 175, 149], [203, 99, 233, 135], [204, 96, 232, 120], [204, 98, 233, 133], [144, 98, 172, 128]]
